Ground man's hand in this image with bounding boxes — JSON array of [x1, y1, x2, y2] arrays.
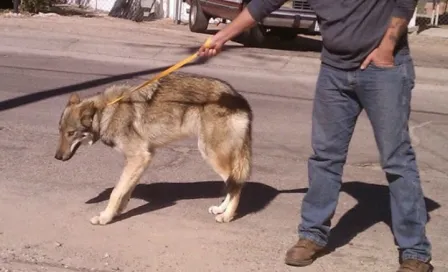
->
[[360, 16, 409, 70], [360, 46, 395, 69], [197, 7, 257, 58], [198, 34, 226, 57]]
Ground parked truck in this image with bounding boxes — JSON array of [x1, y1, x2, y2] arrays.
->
[[184, 0, 319, 46]]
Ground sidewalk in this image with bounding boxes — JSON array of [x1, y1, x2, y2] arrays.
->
[[0, 14, 448, 83], [419, 26, 448, 39], [0, 15, 322, 75]]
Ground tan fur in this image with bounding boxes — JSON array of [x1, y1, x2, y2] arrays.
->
[[54, 72, 252, 225]]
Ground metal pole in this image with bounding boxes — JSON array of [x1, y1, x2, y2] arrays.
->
[[173, 0, 178, 23], [13, 0, 19, 13], [430, 0, 435, 25], [435, 2, 440, 26], [176, 0, 182, 24], [408, 7, 417, 28]]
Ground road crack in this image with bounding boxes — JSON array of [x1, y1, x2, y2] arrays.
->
[[2, 258, 114, 272], [409, 121, 433, 147]]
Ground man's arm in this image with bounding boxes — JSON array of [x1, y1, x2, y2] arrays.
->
[[212, 0, 287, 43], [377, 0, 418, 52], [361, 0, 417, 68], [246, 0, 289, 23], [198, 0, 286, 56]]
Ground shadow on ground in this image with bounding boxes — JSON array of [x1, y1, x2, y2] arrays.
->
[[86, 180, 306, 223], [47, 4, 100, 17], [322, 181, 440, 254], [0, 2, 13, 9], [197, 28, 323, 53], [416, 16, 448, 34], [0, 29, 320, 112], [86, 180, 441, 250], [0, 57, 209, 112]]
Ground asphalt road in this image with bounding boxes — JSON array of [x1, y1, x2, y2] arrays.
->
[[1, 53, 447, 272]]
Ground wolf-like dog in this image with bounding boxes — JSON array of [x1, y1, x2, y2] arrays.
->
[[54, 72, 252, 225]]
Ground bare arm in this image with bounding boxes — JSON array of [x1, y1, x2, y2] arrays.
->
[[377, 0, 417, 52], [198, 0, 287, 56], [211, 8, 257, 46], [215, 0, 287, 42], [361, 0, 417, 68]]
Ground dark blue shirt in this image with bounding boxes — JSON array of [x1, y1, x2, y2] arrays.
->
[[246, 0, 417, 69]]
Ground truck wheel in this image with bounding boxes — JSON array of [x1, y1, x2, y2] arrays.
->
[[275, 28, 299, 41], [189, 0, 210, 33], [244, 24, 267, 46], [239, 2, 267, 47]]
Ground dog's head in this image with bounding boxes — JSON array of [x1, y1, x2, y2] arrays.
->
[[54, 93, 97, 161]]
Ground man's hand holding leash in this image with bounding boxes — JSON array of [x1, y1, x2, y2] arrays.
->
[[198, 8, 257, 58]]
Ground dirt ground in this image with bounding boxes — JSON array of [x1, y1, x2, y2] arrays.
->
[[0, 9, 448, 272]]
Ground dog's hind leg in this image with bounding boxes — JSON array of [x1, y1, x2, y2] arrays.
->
[[199, 120, 251, 223], [205, 153, 232, 219], [198, 136, 231, 216], [208, 194, 230, 215], [90, 150, 152, 225], [206, 148, 245, 223]]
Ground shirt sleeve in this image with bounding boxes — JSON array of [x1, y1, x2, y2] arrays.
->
[[391, 0, 418, 21], [246, 0, 288, 22]]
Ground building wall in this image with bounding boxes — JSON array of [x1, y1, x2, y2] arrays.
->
[[66, 0, 190, 20], [67, 0, 416, 28]]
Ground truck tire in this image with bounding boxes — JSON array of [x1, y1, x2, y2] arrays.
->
[[244, 24, 267, 46], [189, 0, 210, 33], [238, 2, 267, 47], [274, 28, 299, 41]]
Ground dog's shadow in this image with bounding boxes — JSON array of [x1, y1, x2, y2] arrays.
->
[[85, 180, 304, 223], [86, 180, 441, 252]]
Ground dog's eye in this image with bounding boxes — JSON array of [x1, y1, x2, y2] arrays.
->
[[67, 131, 76, 137]]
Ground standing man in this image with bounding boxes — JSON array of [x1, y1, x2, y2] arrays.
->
[[198, 0, 433, 271]]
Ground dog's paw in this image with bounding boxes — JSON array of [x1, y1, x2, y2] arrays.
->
[[208, 205, 225, 215], [89, 212, 113, 225], [214, 213, 233, 223]]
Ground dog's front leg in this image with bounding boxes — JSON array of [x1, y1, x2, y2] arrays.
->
[[90, 151, 152, 225]]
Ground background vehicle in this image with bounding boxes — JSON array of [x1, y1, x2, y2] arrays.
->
[[184, 0, 320, 46]]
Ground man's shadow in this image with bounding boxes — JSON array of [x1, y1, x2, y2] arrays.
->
[[321, 181, 441, 256], [86, 180, 441, 252]]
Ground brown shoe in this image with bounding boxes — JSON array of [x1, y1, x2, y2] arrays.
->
[[284, 238, 325, 267], [397, 259, 434, 272]]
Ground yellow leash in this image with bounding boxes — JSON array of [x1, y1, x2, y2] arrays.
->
[[106, 38, 212, 106]]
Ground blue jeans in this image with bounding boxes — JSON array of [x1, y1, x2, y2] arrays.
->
[[298, 53, 432, 262]]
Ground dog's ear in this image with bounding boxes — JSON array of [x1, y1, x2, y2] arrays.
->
[[80, 101, 96, 128], [67, 93, 80, 106]]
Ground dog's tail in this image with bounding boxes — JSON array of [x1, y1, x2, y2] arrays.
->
[[226, 113, 252, 194]]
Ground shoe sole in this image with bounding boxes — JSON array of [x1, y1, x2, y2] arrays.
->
[[284, 257, 314, 267]]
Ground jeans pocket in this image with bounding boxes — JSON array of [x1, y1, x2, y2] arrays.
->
[[368, 61, 398, 70]]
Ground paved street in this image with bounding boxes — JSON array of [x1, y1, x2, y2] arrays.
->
[[0, 15, 448, 272]]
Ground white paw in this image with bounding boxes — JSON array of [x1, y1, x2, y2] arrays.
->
[[215, 213, 233, 223], [89, 212, 113, 225], [208, 205, 225, 215]]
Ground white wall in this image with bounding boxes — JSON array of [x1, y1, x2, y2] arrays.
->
[[66, 0, 188, 20], [96, 0, 116, 11], [178, 1, 191, 21], [162, 0, 190, 21], [408, 8, 417, 28], [65, 0, 112, 11]]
